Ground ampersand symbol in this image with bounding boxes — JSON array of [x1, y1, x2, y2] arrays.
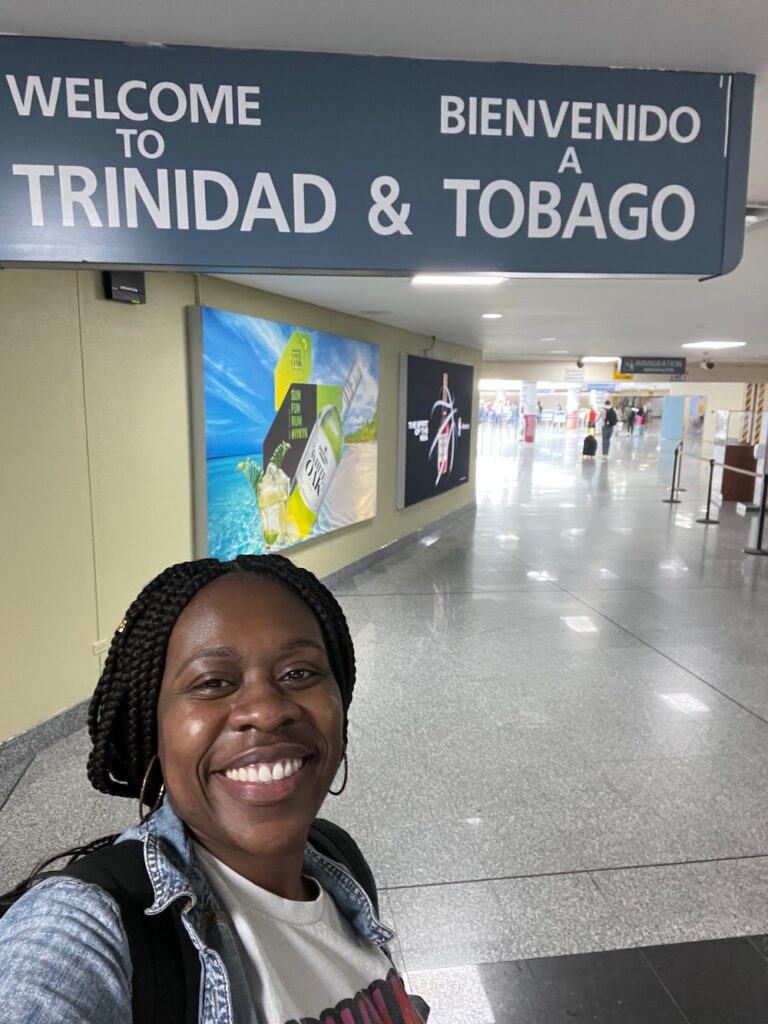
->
[[368, 176, 413, 236]]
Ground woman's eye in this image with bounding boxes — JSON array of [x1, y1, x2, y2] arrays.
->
[[280, 668, 318, 685], [192, 678, 232, 693]]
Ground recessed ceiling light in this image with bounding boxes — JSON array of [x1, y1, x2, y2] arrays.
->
[[411, 274, 506, 286], [682, 341, 746, 350], [549, 349, 569, 354], [481, 313, 503, 319], [540, 336, 557, 341]]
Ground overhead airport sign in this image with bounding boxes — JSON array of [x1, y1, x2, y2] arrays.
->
[[620, 357, 687, 375], [0, 37, 753, 275]]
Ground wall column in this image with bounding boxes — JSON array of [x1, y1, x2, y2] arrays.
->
[[520, 380, 538, 443]]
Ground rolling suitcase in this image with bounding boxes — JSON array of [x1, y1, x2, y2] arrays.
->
[[582, 433, 598, 457]]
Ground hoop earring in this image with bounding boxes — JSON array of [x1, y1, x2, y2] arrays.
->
[[328, 752, 348, 796], [138, 754, 166, 823]]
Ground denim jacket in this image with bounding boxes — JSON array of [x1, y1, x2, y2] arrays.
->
[[0, 801, 397, 1023]]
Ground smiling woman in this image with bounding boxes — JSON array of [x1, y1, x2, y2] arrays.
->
[[0, 555, 428, 1024]]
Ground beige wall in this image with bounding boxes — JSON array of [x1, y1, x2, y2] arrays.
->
[[0, 272, 99, 736], [668, 381, 747, 444], [1, 270, 479, 742]]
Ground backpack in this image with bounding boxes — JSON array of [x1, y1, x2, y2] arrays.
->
[[3, 819, 383, 1024], [605, 407, 618, 427]]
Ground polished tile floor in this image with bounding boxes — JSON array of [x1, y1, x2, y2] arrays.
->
[[2, 424, 768, 1021]]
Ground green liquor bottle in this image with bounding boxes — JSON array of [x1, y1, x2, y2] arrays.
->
[[287, 362, 363, 539]]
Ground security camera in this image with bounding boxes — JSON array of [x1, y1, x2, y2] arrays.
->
[[700, 357, 714, 371], [576, 357, 584, 369]]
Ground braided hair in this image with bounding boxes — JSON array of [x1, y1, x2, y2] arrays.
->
[[1, 554, 354, 907], [88, 553, 355, 805]]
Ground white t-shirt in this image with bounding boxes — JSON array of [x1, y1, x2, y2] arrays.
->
[[194, 843, 423, 1024]]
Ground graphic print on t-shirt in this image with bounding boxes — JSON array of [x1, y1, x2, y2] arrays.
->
[[284, 968, 425, 1024]]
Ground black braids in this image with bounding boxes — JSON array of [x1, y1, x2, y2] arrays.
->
[[88, 560, 232, 800]]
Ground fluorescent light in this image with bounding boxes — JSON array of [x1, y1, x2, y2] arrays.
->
[[411, 274, 506, 286], [540, 336, 557, 341], [583, 356, 619, 364], [479, 378, 523, 389], [682, 341, 746, 350], [746, 215, 760, 224], [481, 313, 503, 319], [549, 349, 569, 354]]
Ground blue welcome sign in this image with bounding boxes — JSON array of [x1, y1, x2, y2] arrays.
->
[[0, 37, 753, 275]]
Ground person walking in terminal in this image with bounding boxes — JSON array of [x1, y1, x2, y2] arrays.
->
[[0, 555, 427, 1024], [625, 405, 637, 435], [600, 400, 618, 456]]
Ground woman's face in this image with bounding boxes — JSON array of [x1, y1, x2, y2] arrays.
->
[[156, 573, 344, 873]]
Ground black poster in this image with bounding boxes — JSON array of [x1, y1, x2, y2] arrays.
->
[[397, 355, 474, 508]]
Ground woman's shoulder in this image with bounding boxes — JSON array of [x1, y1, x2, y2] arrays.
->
[[0, 874, 133, 1022], [1, 871, 128, 943]]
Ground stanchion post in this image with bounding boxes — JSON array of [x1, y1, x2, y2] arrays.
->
[[676, 444, 687, 493], [745, 471, 768, 556], [662, 445, 682, 504], [696, 458, 720, 525]]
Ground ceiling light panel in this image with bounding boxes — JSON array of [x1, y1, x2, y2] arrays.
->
[[682, 341, 746, 350], [411, 274, 506, 286]]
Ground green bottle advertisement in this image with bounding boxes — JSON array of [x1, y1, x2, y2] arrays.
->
[[287, 362, 363, 538]]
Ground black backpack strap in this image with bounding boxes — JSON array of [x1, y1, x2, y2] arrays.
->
[[64, 840, 199, 1024], [308, 819, 380, 917]]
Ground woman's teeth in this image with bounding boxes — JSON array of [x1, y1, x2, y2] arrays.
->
[[223, 758, 304, 784]]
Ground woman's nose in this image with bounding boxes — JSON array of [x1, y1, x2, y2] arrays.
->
[[227, 679, 301, 732]]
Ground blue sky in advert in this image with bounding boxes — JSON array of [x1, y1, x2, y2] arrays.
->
[[201, 306, 379, 460]]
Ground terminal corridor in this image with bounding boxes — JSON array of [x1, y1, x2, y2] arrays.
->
[[2, 427, 768, 1021]]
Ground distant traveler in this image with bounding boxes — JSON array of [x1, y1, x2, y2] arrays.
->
[[587, 407, 597, 433], [601, 401, 618, 456], [626, 406, 637, 435], [0, 555, 428, 1024]]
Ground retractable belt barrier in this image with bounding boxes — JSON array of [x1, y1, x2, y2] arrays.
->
[[662, 445, 683, 505], [664, 447, 768, 556]]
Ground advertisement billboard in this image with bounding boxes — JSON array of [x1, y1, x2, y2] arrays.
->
[[397, 355, 474, 508], [189, 307, 379, 558]]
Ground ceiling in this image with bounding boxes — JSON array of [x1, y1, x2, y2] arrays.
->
[[2, 0, 768, 364]]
